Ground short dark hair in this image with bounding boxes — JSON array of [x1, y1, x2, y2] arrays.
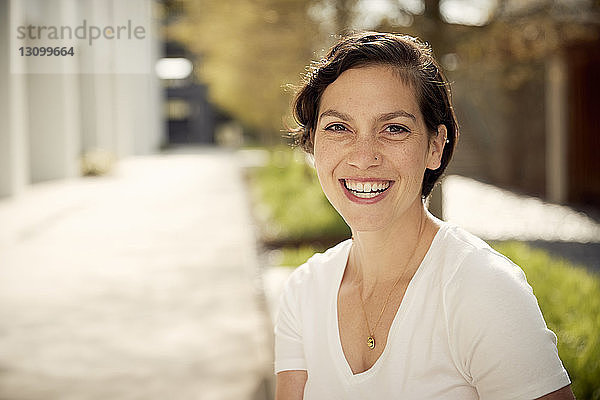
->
[[291, 31, 459, 197]]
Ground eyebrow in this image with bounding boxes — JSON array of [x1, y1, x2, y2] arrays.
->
[[377, 110, 416, 122], [318, 109, 416, 123], [318, 109, 353, 121]]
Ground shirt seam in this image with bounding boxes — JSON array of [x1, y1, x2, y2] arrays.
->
[[482, 369, 571, 400]]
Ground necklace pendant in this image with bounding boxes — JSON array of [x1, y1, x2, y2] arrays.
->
[[367, 336, 375, 349]]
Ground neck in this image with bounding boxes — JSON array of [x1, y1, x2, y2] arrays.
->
[[348, 200, 439, 298]]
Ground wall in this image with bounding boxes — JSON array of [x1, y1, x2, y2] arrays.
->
[[0, 0, 164, 198]]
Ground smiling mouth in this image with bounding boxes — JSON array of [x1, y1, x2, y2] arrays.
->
[[342, 179, 392, 199]]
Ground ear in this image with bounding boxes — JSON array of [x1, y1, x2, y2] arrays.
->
[[426, 124, 447, 170]]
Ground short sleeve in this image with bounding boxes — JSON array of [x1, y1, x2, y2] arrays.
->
[[274, 270, 307, 374], [446, 250, 571, 400]]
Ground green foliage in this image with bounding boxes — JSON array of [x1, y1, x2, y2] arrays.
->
[[280, 244, 328, 267], [249, 147, 350, 244], [493, 242, 600, 400]]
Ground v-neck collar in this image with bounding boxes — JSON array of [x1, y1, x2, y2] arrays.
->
[[329, 222, 448, 383]]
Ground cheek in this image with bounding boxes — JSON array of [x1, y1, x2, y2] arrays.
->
[[389, 146, 427, 171], [313, 137, 335, 171], [312, 134, 323, 166], [313, 142, 343, 199], [314, 154, 335, 186], [313, 147, 323, 172], [313, 142, 328, 178]]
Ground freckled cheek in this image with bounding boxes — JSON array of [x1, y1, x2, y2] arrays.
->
[[385, 149, 422, 171], [314, 156, 338, 187], [312, 135, 324, 166], [314, 140, 343, 175], [314, 160, 340, 206]]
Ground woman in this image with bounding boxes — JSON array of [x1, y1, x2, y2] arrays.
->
[[274, 32, 574, 400]]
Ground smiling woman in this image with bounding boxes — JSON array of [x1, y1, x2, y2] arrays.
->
[[274, 32, 574, 400], [314, 65, 444, 231]]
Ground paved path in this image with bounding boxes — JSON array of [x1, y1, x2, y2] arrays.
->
[[443, 175, 600, 272], [0, 148, 272, 400], [443, 175, 600, 244]]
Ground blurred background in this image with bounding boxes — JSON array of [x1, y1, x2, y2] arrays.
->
[[1, 0, 599, 399]]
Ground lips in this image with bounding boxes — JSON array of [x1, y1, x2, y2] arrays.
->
[[341, 179, 392, 199]]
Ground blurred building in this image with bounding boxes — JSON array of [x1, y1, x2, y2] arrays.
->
[[161, 41, 215, 144], [0, 0, 164, 199], [446, 0, 600, 210]]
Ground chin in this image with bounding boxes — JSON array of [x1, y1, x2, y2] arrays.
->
[[339, 211, 390, 233]]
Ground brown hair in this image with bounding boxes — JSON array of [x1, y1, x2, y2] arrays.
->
[[291, 31, 459, 197]]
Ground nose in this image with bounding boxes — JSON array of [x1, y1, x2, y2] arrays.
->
[[346, 137, 381, 170]]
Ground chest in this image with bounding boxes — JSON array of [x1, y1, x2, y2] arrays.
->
[[301, 279, 476, 399], [336, 282, 410, 374]]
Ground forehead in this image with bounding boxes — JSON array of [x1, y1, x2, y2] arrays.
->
[[318, 65, 421, 118]]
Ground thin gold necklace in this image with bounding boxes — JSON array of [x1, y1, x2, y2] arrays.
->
[[354, 214, 425, 350]]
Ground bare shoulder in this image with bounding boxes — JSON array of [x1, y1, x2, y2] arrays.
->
[[276, 370, 308, 400]]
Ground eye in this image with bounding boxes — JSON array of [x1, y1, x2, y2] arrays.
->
[[324, 123, 348, 132], [383, 124, 410, 135]]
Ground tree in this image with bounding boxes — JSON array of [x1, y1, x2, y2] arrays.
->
[[167, 0, 321, 144]]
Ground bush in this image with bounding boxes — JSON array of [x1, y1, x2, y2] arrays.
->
[[80, 149, 115, 176], [280, 245, 327, 267], [494, 242, 600, 400], [249, 147, 350, 244]]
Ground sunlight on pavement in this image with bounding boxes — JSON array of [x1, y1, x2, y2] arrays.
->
[[443, 175, 600, 243]]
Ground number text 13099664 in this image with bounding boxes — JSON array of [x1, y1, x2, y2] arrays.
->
[[19, 47, 75, 56]]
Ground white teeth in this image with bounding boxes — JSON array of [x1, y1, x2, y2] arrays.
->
[[343, 179, 391, 197], [354, 191, 379, 198]]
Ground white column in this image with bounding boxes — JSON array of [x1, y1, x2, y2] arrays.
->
[[27, 0, 81, 183], [545, 54, 568, 204], [78, 0, 117, 156], [144, 0, 165, 153], [0, 0, 29, 198], [112, 0, 162, 157]]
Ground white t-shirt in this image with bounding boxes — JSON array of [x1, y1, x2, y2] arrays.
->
[[274, 222, 570, 400]]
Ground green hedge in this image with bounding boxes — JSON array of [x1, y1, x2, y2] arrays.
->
[[494, 242, 600, 400], [248, 147, 350, 244]]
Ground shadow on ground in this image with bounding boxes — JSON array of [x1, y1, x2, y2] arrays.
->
[[525, 241, 600, 273]]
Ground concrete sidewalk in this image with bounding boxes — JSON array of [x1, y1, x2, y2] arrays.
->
[[0, 148, 272, 400]]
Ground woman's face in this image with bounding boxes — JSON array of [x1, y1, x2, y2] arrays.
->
[[313, 64, 445, 232]]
